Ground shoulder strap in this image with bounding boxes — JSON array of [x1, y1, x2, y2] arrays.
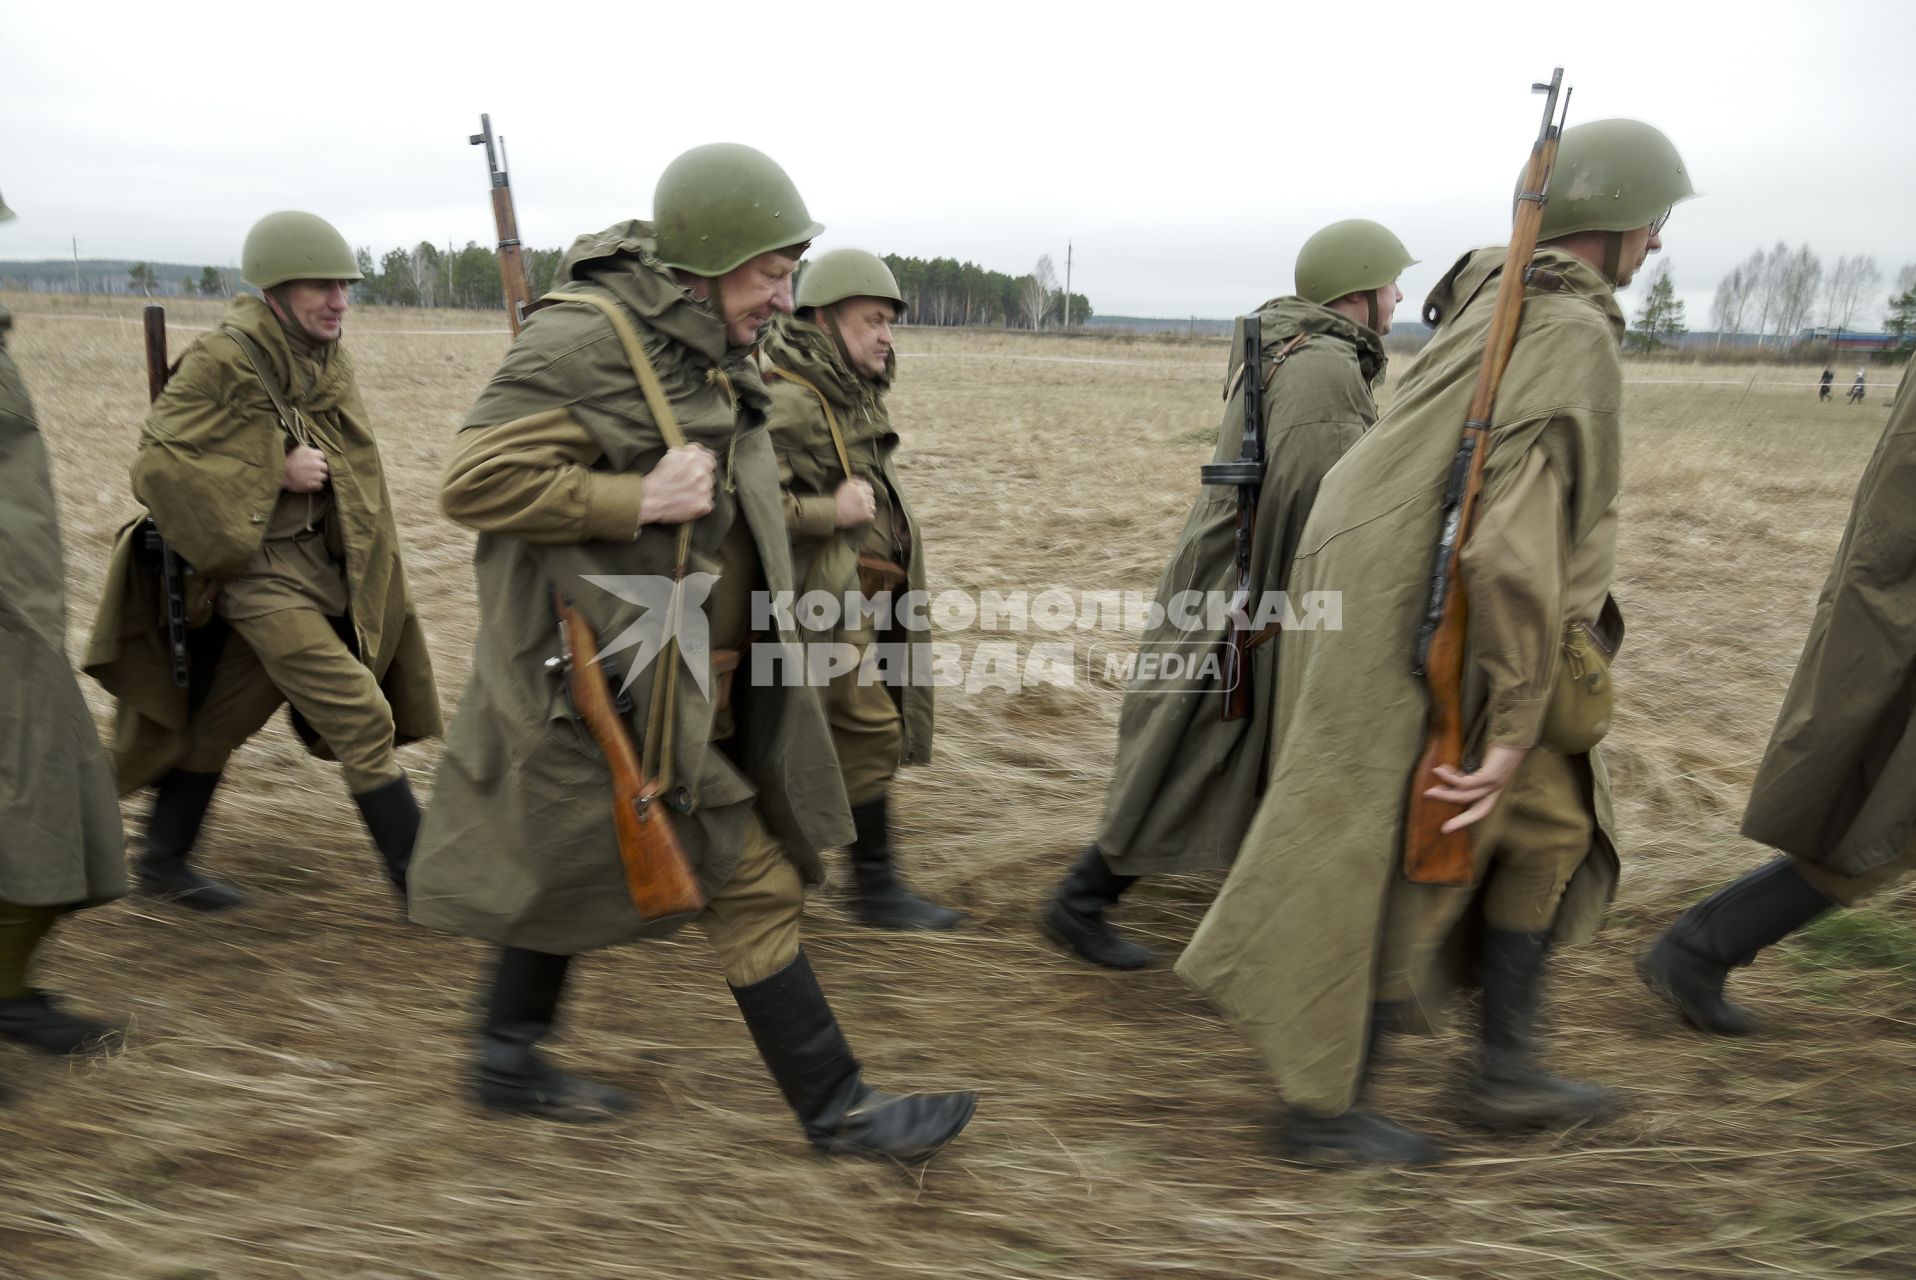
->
[[542, 289, 703, 791], [763, 365, 853, 477], [545, 290, 690, 450], [1223, 332, 1310, 403], [224, 327, 313, 445]]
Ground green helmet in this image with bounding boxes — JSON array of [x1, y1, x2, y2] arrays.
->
[[0, 189, 14, 223], [1294, 219, 1417, 304], [796, 248, 906, 316], [241, 211, 362, 289], [653, 143, 824, 278], [1535, 119, 1695, 239]]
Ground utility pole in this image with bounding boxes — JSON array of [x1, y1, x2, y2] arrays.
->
[[71, 236, 80, 295], [1063, 240, 1073, 329]]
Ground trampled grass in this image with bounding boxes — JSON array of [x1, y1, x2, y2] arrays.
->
[[1, 291, 1910, 1279]]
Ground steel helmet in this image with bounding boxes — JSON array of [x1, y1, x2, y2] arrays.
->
[[796, 248, 906, 316], [1294, 219, 1417, 304], [653, 143, 824, 277], [1535, 119, 1696, 239], [241, 211, 362, 289]]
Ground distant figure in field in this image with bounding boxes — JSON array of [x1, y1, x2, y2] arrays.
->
[[1819, 368, 1833, 401], [1639, 359, 1915, 1034], [1849, 368, 1866, 403]]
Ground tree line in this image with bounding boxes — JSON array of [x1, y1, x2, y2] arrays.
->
[[339, 243, 1096, 328], [1709, 246, 1916, 345]]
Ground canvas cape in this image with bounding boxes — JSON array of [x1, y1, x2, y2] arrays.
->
[[407, 221, 854, 954], [760, 313, 934, 766], [80, 294, 440, 792], [1098, 297, 1384, 876], [1742, 361, 1916, 875], [1177, 247, 1624, 1115], [0, 305, 127, 907]]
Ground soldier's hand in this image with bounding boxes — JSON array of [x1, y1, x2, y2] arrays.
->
[[1425, 745, 1529, 833], [640, 445, 718, 525], [834, 477, 877, 528], [282, 445, 330, 493]]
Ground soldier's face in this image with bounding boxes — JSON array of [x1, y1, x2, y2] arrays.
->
[[269, 279, 351, 342], [831, 298, 897, 378], [1373, 281, 1404, 335], [1613, 225, 1661, 288], [715, 250, 800, 346]]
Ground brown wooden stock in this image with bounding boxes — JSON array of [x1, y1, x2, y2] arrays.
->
[[1401, 125, 1562, 886], [554, 589, 705, 923], [490, 184, 533, 337], [142, 305, 169, 402]]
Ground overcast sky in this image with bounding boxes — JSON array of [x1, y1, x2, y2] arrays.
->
[[4, 0, 1913, 323]]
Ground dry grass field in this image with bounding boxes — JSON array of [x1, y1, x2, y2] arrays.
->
[[2, 290, 1911, 1280]]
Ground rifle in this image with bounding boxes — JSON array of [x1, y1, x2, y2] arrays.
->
[[1199, 315, 1265, 722], [1403, 68, 1571, 886], [140, 304, 190, 689], [551, 588, 705, 926], [470, 113, 535, 335]]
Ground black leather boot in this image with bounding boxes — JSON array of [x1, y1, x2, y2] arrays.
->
[[1040, 843, 1153, 969], [846, 796, 963, 931], [1277, 1002, 1444, 1167], [137, 770, 246, 911], [474, 947, 631, 1123], [1466, 929, 1617, 1131], [352, 774, 421, 895], [1637, 858, 1836, 1035], [731, 950, 977, 1164], [0, 990, 123, 1056]]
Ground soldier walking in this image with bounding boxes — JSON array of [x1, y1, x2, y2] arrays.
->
[[1639, 359, 1915, 1034], [0, 188, 128, 1083], [1040, 221, 1414, 969], [84, 212, 441, 910], [409, 145, 977, 1163], [759, 248, 961, 931], [1849, 367, 1867, 403], [1177, 121, 1695, 1166]]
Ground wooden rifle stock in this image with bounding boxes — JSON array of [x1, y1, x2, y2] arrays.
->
[[142, 304, 170, 402], [470, 113, 534, 335], [553, 589, 705, 925], [1403, 70, 1570, 886]]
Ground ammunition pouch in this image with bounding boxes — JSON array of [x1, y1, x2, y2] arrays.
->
[[855, 553, 909, 599], [1541, 596, 1623, 755]]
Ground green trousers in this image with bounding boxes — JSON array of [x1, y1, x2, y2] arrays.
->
[[824, 642, 904, 808], [0, 902, 64, 999], [179, 606, 401, 793], [1374, 749, 1593, 1002]]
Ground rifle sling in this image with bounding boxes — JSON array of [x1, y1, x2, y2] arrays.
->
[[763, 365, 853, 477], [543, 289, 697, 795]]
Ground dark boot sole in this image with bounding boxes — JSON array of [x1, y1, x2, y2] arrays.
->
[[1463, 1086, 1621, 1133], [475, 1088, 633, 1124], [815, 1092, 978, 1165], [1039, 905, 1153, 970], [1635, 947, 1754, 1036]]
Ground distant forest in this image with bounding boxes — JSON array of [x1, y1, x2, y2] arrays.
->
[[2, 245, 1098, 332]]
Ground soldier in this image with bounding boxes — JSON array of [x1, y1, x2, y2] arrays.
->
[[1819, 367, 1834, 401], [1639, 360, 1914, 1034], [409, 145, 977, 1163], [83, 212, 441, 910], [0, 189, 128, 1085], [758, 248, 961, 931], [1177, 121, 1695, 1166], [1040, 221, 1414, 969], [1849, 368, 1867, 404]]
